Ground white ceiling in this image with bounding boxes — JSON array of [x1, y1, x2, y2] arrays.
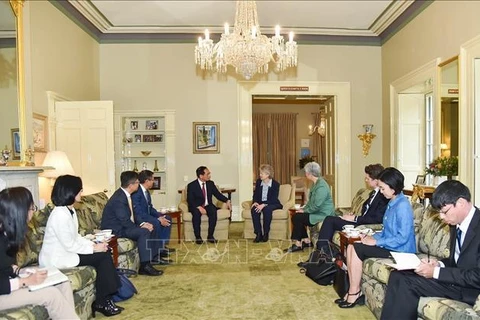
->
[[70, 0, 414, 37]]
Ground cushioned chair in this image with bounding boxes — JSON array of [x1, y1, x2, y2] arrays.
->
[[291, 176, 309, 205], [241, 184, 295, 240], [178, 188, 231, 241]]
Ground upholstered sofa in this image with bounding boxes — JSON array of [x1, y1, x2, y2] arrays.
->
[[241, 184, 296, 240], [0, 192, 139, 320], [336, 188, 480, 319], [178, 188, 231, 241]]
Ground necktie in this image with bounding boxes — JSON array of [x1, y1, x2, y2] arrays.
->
[[127, 196, 134, 222], [202, 183, 207, 206], [145, 190, 152, 214], [363, 190, 376, 215], [456, 228, 463, 251]]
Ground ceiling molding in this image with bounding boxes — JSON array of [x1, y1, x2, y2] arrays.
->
[[68, 0, 112, 33], [370, 0, 414, 35]]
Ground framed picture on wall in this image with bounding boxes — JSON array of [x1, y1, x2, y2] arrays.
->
[[151, 176, 161, 190], [10, 128, 20, 160], [193, 122, 220, 154], [300, 147, 310, 158], [33, 113, 47, 152], [415, 175, 426, 185]]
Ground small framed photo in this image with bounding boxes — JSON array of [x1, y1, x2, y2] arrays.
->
[[145, 120, 158, 130], [130, 121, 138, 130], [11, 128, 20, 160], [415, 175, 426, 185], [33, 113, 47, 152], [300, 148, 310, 158], [134, 134, 141, 143], [193, 122, 220, 154], [154, 134, 163, 142], [151, 177, 161, 190], [143, 134, 155, 142]]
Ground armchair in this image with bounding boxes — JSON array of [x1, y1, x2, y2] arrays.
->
[[241, 184, 295, 240], [178, 187, 231, 241]]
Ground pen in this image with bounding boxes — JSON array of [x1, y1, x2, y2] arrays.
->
[[427, 248, 430, 263]]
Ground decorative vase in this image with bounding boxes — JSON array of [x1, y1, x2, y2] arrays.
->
[[434, 176, 448, 186], [153, 160, 159, 172]]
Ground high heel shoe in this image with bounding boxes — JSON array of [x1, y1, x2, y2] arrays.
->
[[338, 292, 365, 308], [334, 290, 355, 304], [107, 299, 124, 311], [92, 300, 122, 317]]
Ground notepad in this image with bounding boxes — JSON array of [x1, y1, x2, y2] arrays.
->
[[28, 267, 69, 292], [386, 252, 421, 270]]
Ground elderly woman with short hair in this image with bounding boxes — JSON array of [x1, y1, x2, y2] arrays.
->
[[285, 162, 335, 252], [251, 164, 282, 242]]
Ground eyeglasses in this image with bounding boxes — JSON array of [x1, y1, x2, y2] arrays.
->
[[439, 205, 453, 215], [29, 204, 38, 212]]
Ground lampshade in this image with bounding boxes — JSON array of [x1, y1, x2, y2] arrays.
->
[[41, 151, 75, 178]]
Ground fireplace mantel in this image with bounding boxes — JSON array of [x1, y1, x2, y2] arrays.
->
[[0, 166, 52, 205]]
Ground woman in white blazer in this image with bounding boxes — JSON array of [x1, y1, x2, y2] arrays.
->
[[39, 175, 122, 317]]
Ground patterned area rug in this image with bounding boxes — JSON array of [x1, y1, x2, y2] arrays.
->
[[109, 222, 375, 320]]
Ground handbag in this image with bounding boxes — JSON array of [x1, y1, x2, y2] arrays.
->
[[332, 258, 349, 298], [111, 268, 138, 302]]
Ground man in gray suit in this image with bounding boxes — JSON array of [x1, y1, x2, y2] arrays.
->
[[381, 180, 480, 319]]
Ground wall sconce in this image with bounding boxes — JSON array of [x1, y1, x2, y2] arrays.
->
[[358, 124, 376, 157], [308, 117, 326, 137], [440, 143, 449, 156]]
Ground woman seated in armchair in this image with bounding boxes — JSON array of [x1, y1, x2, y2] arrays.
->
[[284, 161, 335, 253], [336, 167, 416, 308], [39, 175, 122, 317], [250, 164, 282, 243], [0, 187, 79, 320]]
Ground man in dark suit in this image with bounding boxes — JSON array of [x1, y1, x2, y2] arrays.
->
[[316, 164, 388, 244], [187, 166, 231, 244], [132, 170, 174, 265], [381, 180, 480, 319], [101, 171, 162, 276]]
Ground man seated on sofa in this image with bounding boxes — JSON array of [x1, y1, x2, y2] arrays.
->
[[187, 166, 231, 244], [316, 164, 388, 248], [101, 171, 162, 276], [381, 180, 480, 320], [132, 170, 174, 265]]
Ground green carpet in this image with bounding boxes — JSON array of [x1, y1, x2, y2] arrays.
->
[[110, 222, 375, 320]]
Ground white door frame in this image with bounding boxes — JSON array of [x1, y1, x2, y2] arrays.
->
[[237, 81, 351, 208], [389, 59, 440, 167], [46, 91, 71, 151], [460, 34, 480, 198]]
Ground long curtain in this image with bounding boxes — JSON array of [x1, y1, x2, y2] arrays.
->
[[311, 112, 325, 175], [252, 114, 270, 181], [253, 113, 296, 184]]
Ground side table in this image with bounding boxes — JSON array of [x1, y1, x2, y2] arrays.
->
[[339, 231, 361, 255], [165, 210, 182, 243], [108, 236, 119, 267]]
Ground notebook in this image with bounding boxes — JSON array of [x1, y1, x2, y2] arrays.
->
[[28, 267, 69, 292], [386, 252, 421, 270]]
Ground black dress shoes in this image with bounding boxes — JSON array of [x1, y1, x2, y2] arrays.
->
[[159, 251, 170, 258], [138, 263, 163, 276], [92, 300, 121, 317], [262, 234, 269, 242], [195, 238, 204, 245], [253, 234, 263, 243], [338, 292, 365, 308], [164, 246, 176, 253], [107, 299, 124, 311], [284, 244, 303, 253], [207, 238, 218, 244], [151, 258, 172, 265], [302, 241, 314, 249]]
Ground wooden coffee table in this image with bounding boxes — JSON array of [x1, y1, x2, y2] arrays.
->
[[339, 231, 361, 255], [165, 210, 182, 243], [108, 236, 119, 267]]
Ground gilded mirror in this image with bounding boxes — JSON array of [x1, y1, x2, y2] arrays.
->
[[439, 56, 459, 157], [0, 0, 25, 163]]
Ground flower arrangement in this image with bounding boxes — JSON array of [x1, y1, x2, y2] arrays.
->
[[425, 156, 458, 177], [299, 155, 315, 169]]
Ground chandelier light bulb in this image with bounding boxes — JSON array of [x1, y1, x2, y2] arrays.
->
[[224, 23, 230, 35], [275, 25, 280, 37], [205, 29, 210, 40], [252, 26, 257, 38], [289, 31, 294, 43], [198, 37, 202, 45]]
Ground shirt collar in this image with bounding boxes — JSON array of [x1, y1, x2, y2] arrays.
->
[[261, 179, 272, 188], [198, 179, 206, 186], [140, 184, 147, 193], [121, 188, 131, 198], [458, 205, 476, 233]]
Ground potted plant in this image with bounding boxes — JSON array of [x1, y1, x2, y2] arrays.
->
[[425, 156, 458, 184], [299, 155, 315, 169]]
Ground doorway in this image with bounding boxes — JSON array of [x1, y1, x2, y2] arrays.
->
[[237, 81, 352, 210]]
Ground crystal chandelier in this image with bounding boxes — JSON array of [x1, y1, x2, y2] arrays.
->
[[194, 1, 298, 80]]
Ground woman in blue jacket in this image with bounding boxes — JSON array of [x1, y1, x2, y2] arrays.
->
[[337, 167, 416, 308], [250, 164, 282, 242]]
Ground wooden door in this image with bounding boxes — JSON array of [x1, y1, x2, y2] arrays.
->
[[55, 101, 115, 196], [324, 99, 336, 203]]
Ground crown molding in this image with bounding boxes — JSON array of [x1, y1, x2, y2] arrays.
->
[[67, 0, 111, 33], [370, 0, 414, 35]]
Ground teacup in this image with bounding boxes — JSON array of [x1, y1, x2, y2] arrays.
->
[[294, 204, 301, 210], [101, 229, 112, 237], [348, 230, 360, 237], [342, 224, 355, 231], [159, 207, 168, 213], [169, 206, 177, 212]]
